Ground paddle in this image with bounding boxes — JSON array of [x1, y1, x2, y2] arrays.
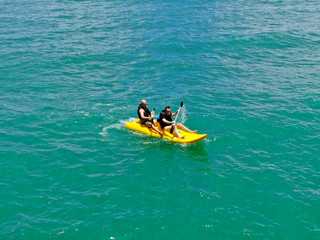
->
[[174, 101, 184, 123], [151, 107, 155, 118]]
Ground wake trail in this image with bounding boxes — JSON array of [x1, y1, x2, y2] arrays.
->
[[99, 118, 136, 137]]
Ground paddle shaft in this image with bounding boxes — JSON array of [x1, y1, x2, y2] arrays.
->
[[174, 102, 183, 122], [151, 107, 155, 118]]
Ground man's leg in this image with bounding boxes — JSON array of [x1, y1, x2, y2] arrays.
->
[[146, 122, 163, 135], [173, 125, 185, 139], [177, 123, 198, 133]]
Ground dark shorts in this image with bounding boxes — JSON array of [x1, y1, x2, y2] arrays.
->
[[141, 119, 154, 126], [163, 124, 174, 133]]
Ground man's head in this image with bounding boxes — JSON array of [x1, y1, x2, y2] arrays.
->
[[165, 106, 171, 115], [141, 99, 147, 107]]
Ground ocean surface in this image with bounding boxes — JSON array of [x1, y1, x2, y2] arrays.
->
[[1, 0, 320, 239]]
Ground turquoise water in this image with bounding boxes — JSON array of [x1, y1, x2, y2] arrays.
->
[[1, 0, 320, 239]]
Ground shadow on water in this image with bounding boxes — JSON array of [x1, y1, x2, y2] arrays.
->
[[179, 141, 209, 162], [140, 137, 209, 162]]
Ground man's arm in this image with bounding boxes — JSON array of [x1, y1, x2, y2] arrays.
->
[[171, 110, 180, 117], [139, 109, 152, 120], [162, 118, 174, 125]]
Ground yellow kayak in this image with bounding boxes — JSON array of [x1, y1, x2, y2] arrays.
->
[[125, 119, 207, 143]]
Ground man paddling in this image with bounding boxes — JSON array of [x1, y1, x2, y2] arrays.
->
[[158, 105, 197, 139], [138, 100, 163, 135]]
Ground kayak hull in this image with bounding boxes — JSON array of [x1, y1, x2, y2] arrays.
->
[[125, 119, 207, 143]]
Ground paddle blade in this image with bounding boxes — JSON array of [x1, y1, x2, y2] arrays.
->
[[153, 107, 155, 111], [180, 101, 184, 108]]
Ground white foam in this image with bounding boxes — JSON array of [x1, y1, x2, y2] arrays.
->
[[178, 106, 187, 124], [99, 118, 136, 137], [92, 103, 113, 110]]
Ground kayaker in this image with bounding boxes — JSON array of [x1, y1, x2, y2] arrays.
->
[[158, 106, 198, 139], [138, 100, 163, 135]]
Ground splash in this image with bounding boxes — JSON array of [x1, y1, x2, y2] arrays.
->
[[99, 118, 136, 137], [180, 106, 187, 124]]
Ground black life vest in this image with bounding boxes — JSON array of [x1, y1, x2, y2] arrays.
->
[[159, 110, 172, 129], [137, 104, 151, 120]]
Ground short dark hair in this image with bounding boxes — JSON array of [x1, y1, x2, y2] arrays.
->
[[165, 106, 171, 110]]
